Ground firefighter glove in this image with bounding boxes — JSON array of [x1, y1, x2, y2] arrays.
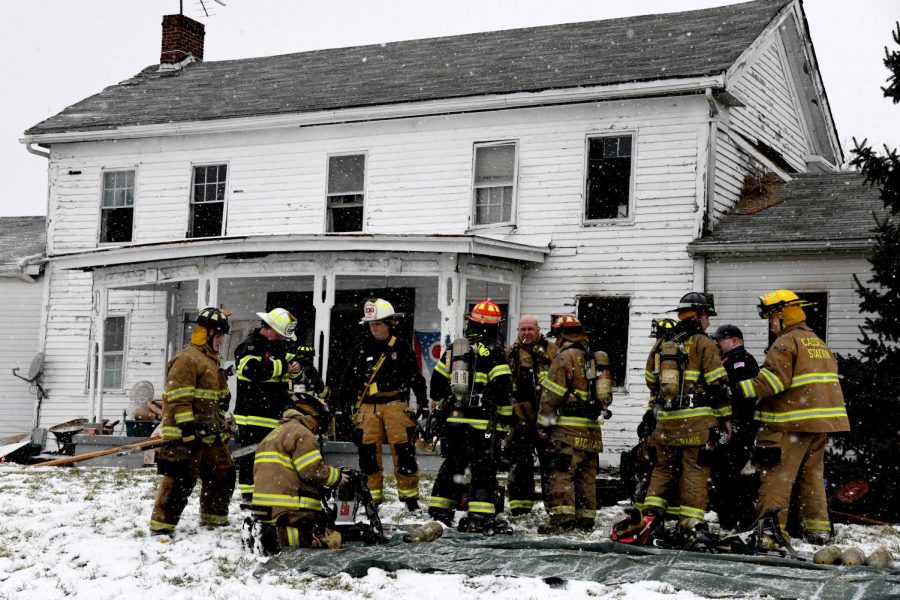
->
[[637, 410, 657, 439]]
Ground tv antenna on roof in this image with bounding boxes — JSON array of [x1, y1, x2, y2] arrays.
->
[[181, 0, 226, 18]]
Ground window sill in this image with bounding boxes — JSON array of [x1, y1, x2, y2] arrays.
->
[[582, 218, 634, 227], [467, 223, 516, 234]]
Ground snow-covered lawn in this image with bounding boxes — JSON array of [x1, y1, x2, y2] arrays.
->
[[0, 464, 896, 599]]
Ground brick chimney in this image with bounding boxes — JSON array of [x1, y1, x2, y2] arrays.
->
[[160, 14, 205, 63]]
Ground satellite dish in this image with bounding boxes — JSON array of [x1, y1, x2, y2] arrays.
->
[[129, 381, 155, 405], [26, 353, 44, 382]]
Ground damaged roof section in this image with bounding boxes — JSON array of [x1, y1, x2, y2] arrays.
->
[[25, 0, 789, 135], [0, 216, 47, 279], [689, 172, 889, 256]]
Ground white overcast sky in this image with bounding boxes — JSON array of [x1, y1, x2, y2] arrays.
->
[[1, 0, 897, 217]]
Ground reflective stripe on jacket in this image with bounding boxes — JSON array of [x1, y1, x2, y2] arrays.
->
[[538, 335, 603, 449], [738, 323, 849, 433], [160, 343, 229, 442]]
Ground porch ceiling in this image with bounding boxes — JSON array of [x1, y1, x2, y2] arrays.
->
[[51, 233, 549, 270]]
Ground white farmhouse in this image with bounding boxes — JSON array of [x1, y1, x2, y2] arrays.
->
[[20, 0, 867, 458]]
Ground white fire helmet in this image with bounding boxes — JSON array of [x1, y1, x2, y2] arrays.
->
[[360, 298, 403, 324], [256, 307, 298, 341]]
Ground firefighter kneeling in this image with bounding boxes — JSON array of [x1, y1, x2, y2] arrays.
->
[[242, 395, 348, 555], [537, 315, 613, 534]]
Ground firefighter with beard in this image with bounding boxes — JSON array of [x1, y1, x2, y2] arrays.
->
[[737, 290, 849, 546], [635, 293, 731, 537], [243, 395, 349, 555], [150, 307, 235, 537], [427, 299, 514, 533], [537, 315, 612, 533], [505, 315, 559, 516], [335, 299, 427, 512], [233, 308, 301, 501]]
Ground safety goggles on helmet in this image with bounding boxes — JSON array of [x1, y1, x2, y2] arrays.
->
[[756, 289, 812, 318], [256, 307, 298, 341]]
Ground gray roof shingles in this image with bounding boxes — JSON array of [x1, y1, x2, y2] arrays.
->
[[691, 172, 890, 249], [0, 216, 46, 264], [26, 0, 789, 136]]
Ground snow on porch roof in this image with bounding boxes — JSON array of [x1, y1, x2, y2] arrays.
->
[[49, 233, 550, 270], [25, 0, 790, 137]]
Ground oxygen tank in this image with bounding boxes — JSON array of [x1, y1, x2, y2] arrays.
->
[[813, 545, 843, 565], [450, 337, 473, 402], [657, 340, 683, 402], [402, 521, 444, 543], [865, 547, 895, 569], [592, 351, 613, 407]]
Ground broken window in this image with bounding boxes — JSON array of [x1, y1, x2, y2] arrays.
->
[[585, 135, 633, 221], [189, 164, 227, 238], [577, 296, 630, 386], [473, 142, 516, 226], [102, 315, 127, 391], [100, 169, 135, 243], [327, 154, 365, 232]]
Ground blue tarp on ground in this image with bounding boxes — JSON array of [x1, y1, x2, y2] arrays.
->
[[257, 529, 900, 599]]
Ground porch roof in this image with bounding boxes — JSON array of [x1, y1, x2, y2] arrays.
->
[[50, 233, 550, 270]]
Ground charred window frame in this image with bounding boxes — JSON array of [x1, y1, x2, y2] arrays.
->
[[798, 292, 828, 342], [577, 296, 630, 387], [584, 134, 634, 222], [102, 315, 128, 391], [189, 164, 227, 238], [99, 169, 135, 244], [472, 141, 517, 226], [326, 153, 366, 232]]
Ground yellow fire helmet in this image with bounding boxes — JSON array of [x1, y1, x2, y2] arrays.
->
[[256, 307, 298, 341], [757, 289, 813, 327], [360, 298, 403, 324]]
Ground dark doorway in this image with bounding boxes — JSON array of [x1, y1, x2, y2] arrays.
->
[[326, 287, 416, 389], [577, 296, 630, 387]]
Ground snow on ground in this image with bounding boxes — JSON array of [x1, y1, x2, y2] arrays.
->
[[0, 464, 897, 600]]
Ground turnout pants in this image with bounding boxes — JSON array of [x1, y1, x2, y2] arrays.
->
[[236, 423, 273, 500], [274, 510, 341, 550], [355, 400, 419, 503], [644, 445, 710, 521], [545, 438, 599, 526], [429, 422, 501, 518], [150, 440, 235, 534], [754, 428, 830, 535]]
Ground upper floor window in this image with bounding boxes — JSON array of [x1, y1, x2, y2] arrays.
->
[[100, 170, 135, 243], [189, 164, 227, 238], [473, 142, 516, 226], [102, 315, 127, 391], [585, 135, 633, 221], [327, 154, 365, 232]]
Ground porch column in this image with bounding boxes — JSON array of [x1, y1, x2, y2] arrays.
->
[[313, 268, 336, 379], [437, 254, 463, 350], [91, 284, 109, 423]]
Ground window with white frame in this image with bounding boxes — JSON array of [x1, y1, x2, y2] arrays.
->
[[102, 315, 127, 391], [189, 164, 227, 238], [100, 170, 135, 243], [585, 135, 633, 221], [473, 142, 516, 226], [327, 154, 365, 232]]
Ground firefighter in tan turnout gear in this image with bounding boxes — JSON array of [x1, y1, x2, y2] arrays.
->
[[150, 307, 236, 537], [243, 395, 349, 555], [637, 293, 731, 535], [537, 315, 613, 533], [336, 299, 427, 511], [737, 289, 849, 546], [505, 315, 559, 515]]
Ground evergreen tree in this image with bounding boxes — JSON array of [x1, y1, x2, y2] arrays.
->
[[830, 23, 900, 520]]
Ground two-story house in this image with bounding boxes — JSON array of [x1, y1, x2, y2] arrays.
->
[[20, 0, 854, 455]]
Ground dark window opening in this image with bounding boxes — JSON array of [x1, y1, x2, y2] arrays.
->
[[100, 170, 134, 243], [577, 296, 630, 386], [327, 155, 365, 232], [585, 135, 632, 220], [102, 315, 127, 391], [189, 164, 227, 238], [798, 292, 828, 341]]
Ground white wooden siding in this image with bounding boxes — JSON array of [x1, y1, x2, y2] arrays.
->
[[0, 277, 45, 438], [705, 255, 872, 361], [729, 36, 810, 173]]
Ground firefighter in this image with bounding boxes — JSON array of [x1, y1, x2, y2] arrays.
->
[[233, 307, 301, 501], [427, 299, 514, 533], [737, 289, 849, 546], [149, 307, 235, 537], [709, 324, 760, 531], [637, 292, 731, 536], [537, 315, 612, 533], [244, 395, 348, 555], [335, 299, 427, 511], [505, 315, 559, 516]]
